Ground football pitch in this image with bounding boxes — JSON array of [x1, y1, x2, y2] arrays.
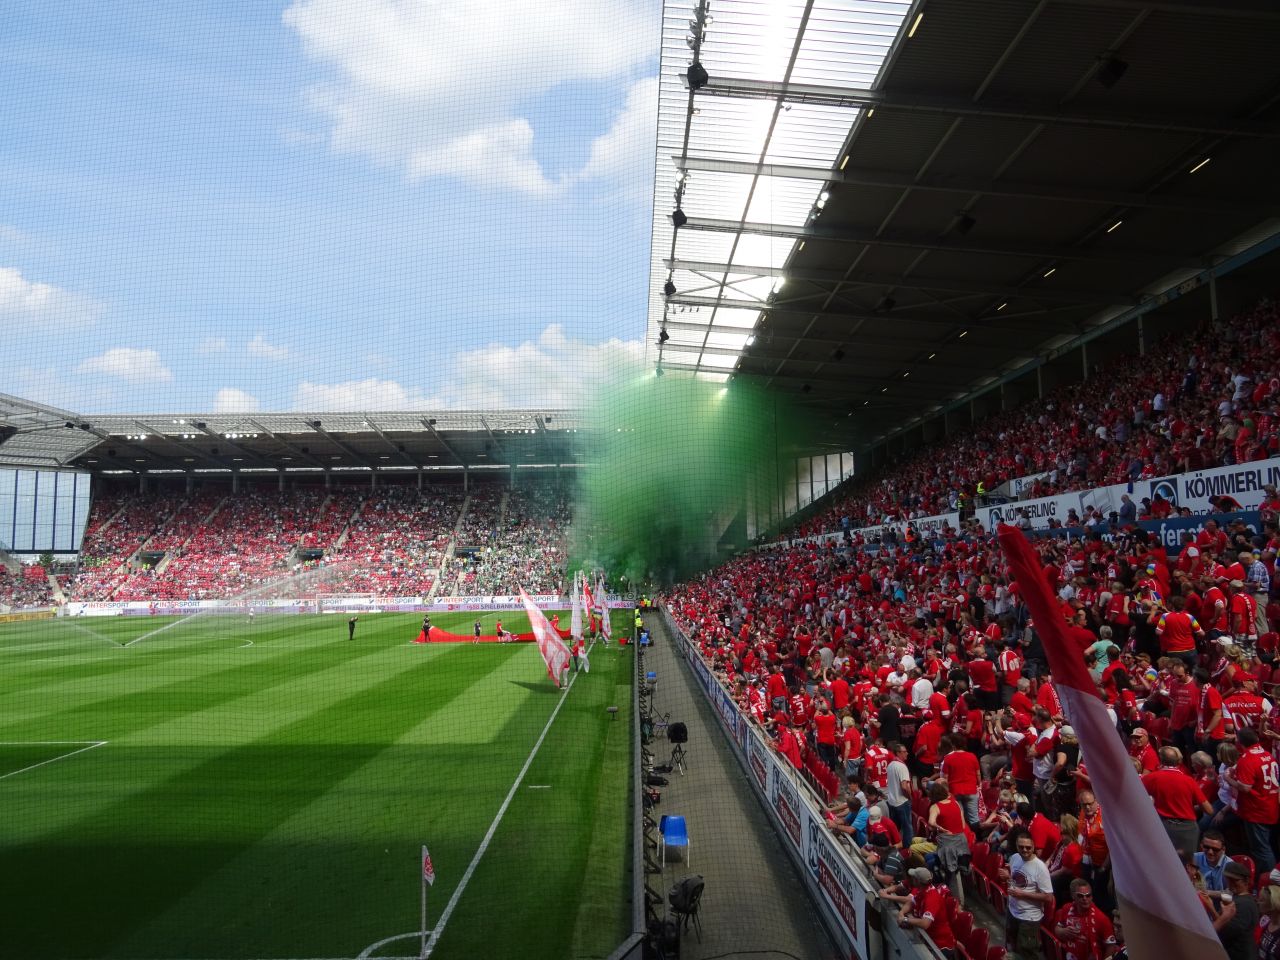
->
[[0, 610, 635, 960]]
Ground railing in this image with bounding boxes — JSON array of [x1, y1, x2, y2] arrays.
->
[[660, 605, 950, 960]]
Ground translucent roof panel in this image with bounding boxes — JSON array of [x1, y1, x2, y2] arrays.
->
[[649, 0, 913, 376]]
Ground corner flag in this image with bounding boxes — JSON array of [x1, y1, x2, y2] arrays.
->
[[422, 844, 435, 886], [519, 587, 573, 688]]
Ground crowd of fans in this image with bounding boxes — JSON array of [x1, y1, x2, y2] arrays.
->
[[668, 509, 1280, 960], [0, 565, 52, 609], [460, 487, 570, 595], [59, 482, 568, 602], [321, 487, 463, 595], [795, 298, 1280, 538]]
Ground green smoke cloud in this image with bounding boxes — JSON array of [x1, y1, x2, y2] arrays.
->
[[569, 367, 814, 586]]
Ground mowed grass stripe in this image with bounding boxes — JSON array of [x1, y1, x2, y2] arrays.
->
[[0, 618, 419, 738], [2, 645, 526, 960], [113, 648, 568, 958], [0, 642, 461, 843], [0, 614, 383, 700], [430, 642, 634, 960]]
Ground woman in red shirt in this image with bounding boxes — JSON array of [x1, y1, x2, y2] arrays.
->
[[928, 781, 972, 906]]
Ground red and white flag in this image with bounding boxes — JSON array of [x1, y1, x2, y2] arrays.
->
[[596, 575, 611, 639], [997, 525, 1226, 960], [519, 587, 573, 688], [421, 844, 435, 887]]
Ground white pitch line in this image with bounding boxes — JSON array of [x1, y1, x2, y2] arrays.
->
[[123, 618, 190, 647], [0, 740, 108, 781], [239, 639, 254, 648], [355, 930, 429, 960], [414, 641, 593, 959]]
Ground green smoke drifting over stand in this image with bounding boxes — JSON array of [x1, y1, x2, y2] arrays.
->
[[570, 369, 815, 585]]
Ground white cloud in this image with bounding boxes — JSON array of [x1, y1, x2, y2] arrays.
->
[[438, 324, 643, 408], [579, 77, 659, 184], [283, 0, 654, 193], [0, 265, 101, 326], [247, 333, 289, 361], [294, 377, 413, 410], [408, 119, 564, 196], [198, 336, 228, 354], [291, 325, 643, 411], [77, 347, 173, 384], [213, 387, 260, 412]]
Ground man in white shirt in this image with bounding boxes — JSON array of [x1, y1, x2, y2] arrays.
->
[[885, 742, 914, 847], [1001, 832, 1054, 960], [909, 669, 934, 711]]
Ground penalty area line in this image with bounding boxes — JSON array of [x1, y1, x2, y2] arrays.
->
[[412, 641, 595, 959]]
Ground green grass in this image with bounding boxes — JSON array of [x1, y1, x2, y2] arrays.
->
[[0, 610, 634, 959]]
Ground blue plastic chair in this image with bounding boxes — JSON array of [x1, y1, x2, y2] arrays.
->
[[659, 814, 690, 867]]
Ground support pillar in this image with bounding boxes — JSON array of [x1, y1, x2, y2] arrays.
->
[[278, 470, 285, 491], [138, 472, 146, 494], [1082, 342, 1089, 380], [232, 471, 240, 493], [324, 469, 332, 489], [185, 472, 194, 494], [1037, 365, 1044, 398], [417, 468, 424, 492], [1138, 315, 1146, 357], [370, 470, 377, 490]]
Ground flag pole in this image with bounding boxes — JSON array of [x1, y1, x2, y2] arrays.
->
[[420, 848, 427, 959]]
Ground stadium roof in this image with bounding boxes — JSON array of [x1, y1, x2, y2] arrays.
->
[[0, 395, 586, 476], [651, 0, 1280, 444]]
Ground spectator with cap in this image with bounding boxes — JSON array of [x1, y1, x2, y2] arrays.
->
[[1212, 859, 1260, 960], [879, 866, 958, 960]]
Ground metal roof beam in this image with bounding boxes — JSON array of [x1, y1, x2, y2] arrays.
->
[[247, 419, 329, 470], [680, 216, 1202, 268], [478, 417, 517, 468], [422, 418, 466, 469], [305, 420, 375, 470], [674, 157, 1274, 216], [696, 77, 1280, 139], [666, 259, 1135, 305], [1058, 0, 1280, 19], [362, 415, 418, 469], [665, 295, 1087, 332], [190, 422, 278, 471], [132, 419, 257, 472]]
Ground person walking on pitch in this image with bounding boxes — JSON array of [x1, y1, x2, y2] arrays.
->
[[347, 616, 358, 640]]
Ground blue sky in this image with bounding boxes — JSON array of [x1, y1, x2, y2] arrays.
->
[[1, 0, 659, 413]]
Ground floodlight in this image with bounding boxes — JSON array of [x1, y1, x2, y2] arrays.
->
[[1097, 57, 1129, 89], [684, 62, 709, 91]]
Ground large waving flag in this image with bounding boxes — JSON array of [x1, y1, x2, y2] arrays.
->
[[570, 571, 584, 641], [997, 525, 1226, 960], [596, 574, 611, 639], [520, 587, 573, 688], [582, 579, 599, 634]]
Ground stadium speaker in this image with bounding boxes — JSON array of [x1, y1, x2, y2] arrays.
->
[[663, 279, 677, 298], [658, 328, 670, 345], [655, 364, 665, 378], [0, 424, 16, 446], [669, 208, 688, 229], [194, 421, 206, 429], [954, 213, 976, 236], [1097, 57, 1129, 89], [684, 61, 709, 91]]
